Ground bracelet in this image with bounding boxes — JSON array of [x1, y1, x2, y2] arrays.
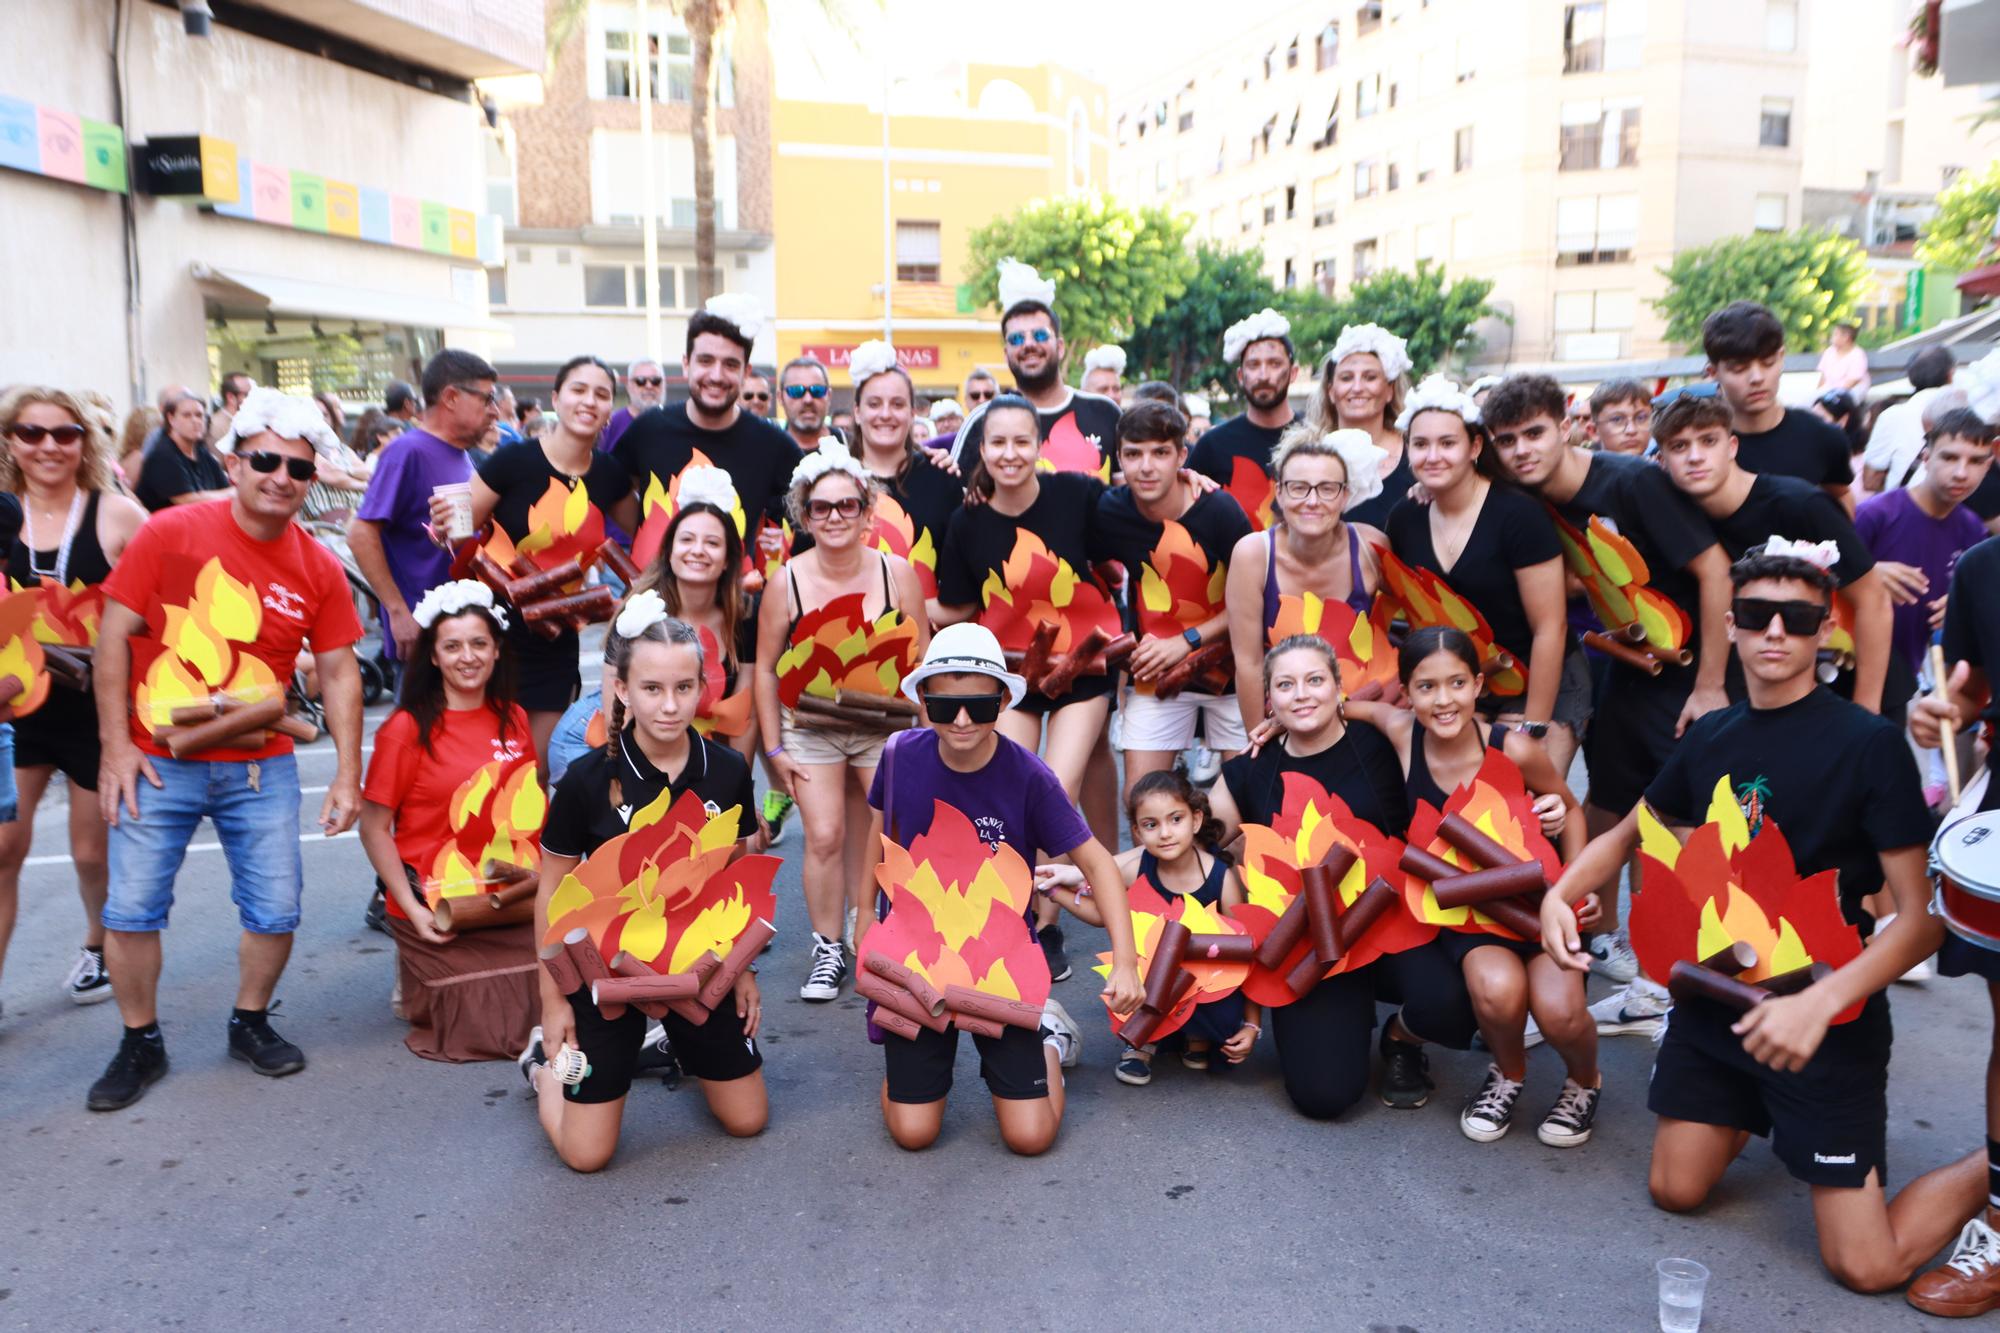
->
[[1241, 1021, 1262, 1035], [1075, 885, 1093, 899], [765, 745, 786, 759]]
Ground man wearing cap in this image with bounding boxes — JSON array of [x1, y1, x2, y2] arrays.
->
[[1081, 345, 1127, 405], [601, 358, 668, 454], [1189, 308, 1297, 531], [87, 388, 367, 1112]]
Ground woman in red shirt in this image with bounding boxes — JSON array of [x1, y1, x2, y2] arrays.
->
[[359, 580, 540, 1062]]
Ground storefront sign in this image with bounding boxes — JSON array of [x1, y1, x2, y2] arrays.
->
[[802, 344, 941, 370], [137, 134, 237, 201], [0, 96, 127, 193]]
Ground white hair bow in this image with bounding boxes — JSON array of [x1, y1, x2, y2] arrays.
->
[[1761, 536, 1840, 571], [411, 579, 507, 631], [790, 439, 872, 490], [1322, 429, 1389, 512], [219, 386, 341, 458], [614, 589, 670, 639], [676, 465, 738, 513]]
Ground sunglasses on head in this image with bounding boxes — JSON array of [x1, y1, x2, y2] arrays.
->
[[243, 450, 317, 482], [631, 375, 664, 389], [806, 496, 864, 521], [8, 423, 86, 446], [1731, 597, 1828, 636], [1005, 329, 1054, 348], [921, 692, 1004, 725], [785, 383, 830, 400]]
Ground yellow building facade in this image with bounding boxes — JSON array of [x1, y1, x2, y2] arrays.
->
[[772, 63, 1108, 401]]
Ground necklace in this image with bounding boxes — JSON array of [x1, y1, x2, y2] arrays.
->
[[1429, 485, 1484, 571], [23, 489, 83, 584]]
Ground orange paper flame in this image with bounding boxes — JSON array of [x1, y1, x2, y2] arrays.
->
[[1371, 543, 1525, 697], [1400, 751, 1563, 941], [978, 528, 1121, 653]]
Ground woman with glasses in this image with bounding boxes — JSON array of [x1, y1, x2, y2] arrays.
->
[[469, 356, 640, 766], [133, 389, 229, 512], [1309, 324, 1417, 528], [1225, 427, 1389, 735], [0, 388, 147, 1014], [754, 442, 927, 1002]]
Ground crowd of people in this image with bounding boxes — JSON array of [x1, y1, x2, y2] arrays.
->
[[8, 264, 2000, 1318]]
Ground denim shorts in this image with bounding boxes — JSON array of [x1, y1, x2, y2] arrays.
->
[[0, 724, 17, 822], [104, 752, 303, 934], [547, 688, 602, 786]]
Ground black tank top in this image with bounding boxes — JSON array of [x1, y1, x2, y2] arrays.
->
[[8, 489, 111, 590], [1405, 719, 1508, 819], [1135, 847, 1228, 908]]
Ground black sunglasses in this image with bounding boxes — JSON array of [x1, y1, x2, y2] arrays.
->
[[922, 692, 1004, 725], [743, 390, 772, 401], [8, 423, 86, 446], [243, 450, 317, 482], [630, 376, 664, 389], [785, 383, 830, 400], [1731, 597, 1828, 636], [965, 388, 996, 403]]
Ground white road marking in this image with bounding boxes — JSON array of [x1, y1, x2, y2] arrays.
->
[[22, 828, 358, 867]]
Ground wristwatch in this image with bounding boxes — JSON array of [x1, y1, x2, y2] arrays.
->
[[1517, 720, 1551, 739], [1183, 627, 1203, 649]]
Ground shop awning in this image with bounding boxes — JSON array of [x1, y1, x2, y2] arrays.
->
[[1958, 262, 2000, 299], [192, 263, 502, 332]]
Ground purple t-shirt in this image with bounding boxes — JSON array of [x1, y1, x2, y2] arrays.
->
[[868, 729, 1091, 919], [1854, 487, 1988, 672], [601, 406, 638, 453], [354, 427, 473, 648]]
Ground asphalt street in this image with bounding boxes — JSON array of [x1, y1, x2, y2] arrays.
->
[[0, 700, 1990, 1331]]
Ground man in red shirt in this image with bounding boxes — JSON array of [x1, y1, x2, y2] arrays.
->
[[87, 388, 366, 1112]]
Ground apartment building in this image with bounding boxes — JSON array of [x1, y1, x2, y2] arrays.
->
[[1110, 0, 1829, 368], [493, 0, 778, 384]]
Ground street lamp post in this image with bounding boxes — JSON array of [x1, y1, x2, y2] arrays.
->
[[637, 0, 663, 363], [881, 62, 894, 343]]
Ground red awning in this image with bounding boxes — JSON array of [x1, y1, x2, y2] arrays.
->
[[1957, 262, 2000, 298]]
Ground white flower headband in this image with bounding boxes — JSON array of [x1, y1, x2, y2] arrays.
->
[[848, 339, 900, 388], [790, 439, 872, 491], [1322, 429, 1388, 513], [928, 398, 963, 421], [703, 293, 765, 343], [996, 257, 1057, 311], [1761, 536, 1840, 571], [676, 464, 738, 514], [614, 589, 669, 640], [1223, 308, 1292, 365], [1395, 373, 1482, 433], [1324, 322, 1414, 382], [412, 579, 507, 631], [219, 386, 341, 459], [1184, 393, 1212, 418], [1468, 374, 1503, 397], [1083, 345, 1127, 375]]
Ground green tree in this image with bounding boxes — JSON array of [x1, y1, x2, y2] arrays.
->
[[1652, 229, 1870, 351], [1125, 243, 1288, 396], [1331, 263, 1499, 378], [963, 195, 1197, 363], [1918, 161, 2000, 273]]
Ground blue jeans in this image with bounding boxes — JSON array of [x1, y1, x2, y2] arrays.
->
[[104, 752, 303, 934], [0, 724, 18, 822], [548, 687, 603, 785]]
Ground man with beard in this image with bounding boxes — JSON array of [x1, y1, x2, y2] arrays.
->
[[778, 356, 838, 450], [1189, 308, 1297, 531], [600, 358, 667, 453], [948, 261, 1118, 479], [613, 296, 801, 552]]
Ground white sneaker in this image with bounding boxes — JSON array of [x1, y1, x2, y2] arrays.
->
[[517, 1025, 546, 1092], [1586, 930, 1639, 985], [1590, 978, 1670, 1038], [1040, 997, 1081, 1068], [1186, 744, 1221, 786], [64, 946, 114, 1005], [1875, 914, 1936, 984], [799, 933, 847, 1002], [1460, 1064, 1524, 1142], [1521, 1015, 1544, 1050]]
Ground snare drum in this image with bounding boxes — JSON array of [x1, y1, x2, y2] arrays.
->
[[1932, 810, 2000, 953]]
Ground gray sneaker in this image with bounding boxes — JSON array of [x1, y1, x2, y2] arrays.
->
[[1040, 998, 1081, 1069], [1590, 978, 1670, 1038], [1586, 930, 1639, 984], [64, 946, 113, 1005]]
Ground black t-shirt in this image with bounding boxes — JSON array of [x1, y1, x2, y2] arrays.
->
[[1189, 412, 1289, 532], [1967, 466, 2000, 523], [1713, 473, 1874, 586], [935, 471, 1120, 655], [613, 404, 804, 529], [1644, 688, 1930, 926], [0, 493, 21, 565], [1219, 721, 1409, 838], [1385, 483, 1565, 668], [949, 389, 1119, 477], [878, 456, 966, 596], [478, 439, 633, 547], [1942, 536, 2000, 727], [1734, 408, 1855, 489], [541, 730, 755, 860], [1345, 448, 1418, 530], [135, 439, 228, 512], [1093, 487, 1251, 692]]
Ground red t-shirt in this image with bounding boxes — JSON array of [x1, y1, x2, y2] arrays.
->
[[363, 703, 535, 919], [102, 501, 364, 762]]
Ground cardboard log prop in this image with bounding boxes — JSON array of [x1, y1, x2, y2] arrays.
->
[[871, 1005, 923, 1041], [1667, 959, 1771, 1012], [1304, 844, 1360, 963], [1399, 845, 1465, 884], [1429, 811, 1545, 938], [593, 970, 701, 1008], [596, 540, 642, 588], [539, 933, 584, 994], [1479, 896, 1543, 941], [560, 927, 618, 1017], [835, 690, 918, 717], [155, 694, 286, 757], [1252, 891, 1310, 970], [272, 714, 321, 743], [1429, 861, 1549, 910], [506, 558, 585, 606], [1185, 933, 1258, 963], [855, 969, 951, 1034], [1015, 621, 1058, 688], [430, 879, 537, 933], [1036, 627, 1110, 698], [863, 953, 947, 1016], [695, 917, 777, 1012], [484, 859, 539, 886], [1698, 941, 1758, 975], [1762, 961, 1833, 996], [1582, 630, 1664, 676], [952, 1011, 1007, 1039], [42, 645, 91, 690], [1118, 969, 1198, 1048], [1436, 813, 1519, 870], [943, 984, 1045, 1033], [1153, 639, 1232, 700], [521, 585, 616, 627], [1139, 920, 1193, 1013], [792, 692, 910, 732], [171, 696, 241, 725], [1281, 879, 1401, 996]]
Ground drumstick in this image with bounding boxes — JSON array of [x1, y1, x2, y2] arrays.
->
[[1931, 642, 1963, 809]]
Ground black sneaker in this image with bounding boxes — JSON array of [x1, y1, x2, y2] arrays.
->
[[227, 1012, 306, 1077], [1537, 1077, 1602, 1148], [1378, 1028, 1433, 1109], [1115, 1045, 1154, 1086], [799, 933, 847, 1002], [634, 1019, 681, 1087], [87, 1029, 168, 1111], [1038, 923, 1073, 983], [363, 885, 389, 935]]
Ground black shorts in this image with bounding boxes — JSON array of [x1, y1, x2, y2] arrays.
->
[[1583, 664, 1689, 814], [1478, 643, 1593, 735], [560, 986, 761, 1104], [510, 624, 583, 714], [1014, 672, 1116, 719], [1647, 992, 1891, 1189], [883, 1021, 1050, 1104], [13, 686, 99, 789], [1436, 928, 1541, 967]]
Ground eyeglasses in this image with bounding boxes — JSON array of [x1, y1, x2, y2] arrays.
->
[[243, 450, 318, 482], [1596, 412, 1651, 432], [1279, 479, 1349, 503], [806, 497, 864, 521], [965, 387, 996, 403], [1005, 330, 1054, 348], [451, 383, 501, 407], [1731, 597, 1828, 636], [8, 423, 86, 446], [630, 376, 664, 389], [921, 692, 1005, 725], [785, 383, 830, 400]]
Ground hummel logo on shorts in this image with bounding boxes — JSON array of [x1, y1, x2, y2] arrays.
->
[[1814, 1152, 1857, 1165]]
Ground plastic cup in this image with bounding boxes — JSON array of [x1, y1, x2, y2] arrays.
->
[[432, 481, 475, 541], [1656, 1258, 1709, 1332]]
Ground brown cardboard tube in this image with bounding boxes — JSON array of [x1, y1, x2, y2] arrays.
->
[[539, 938, 582, 994], [1140, 919, 1192, 1012], [430, 883, 536, 933], [1303, 864, 1342, 965], [169, 698, 228, 725], [1253, 892, 1310, 970], [1761, 961, 1832, 996], [1431, 862, 1549, 910], [856, 970, 950, 1033], [1122, 969, 1198, 1043], [1698, 941, 1759, 975], [945, 984, 1046, 1032], [1582, 630, 1664, 676], [1614, 621, 1650, 643], [1333, 879, 1398, 951], [593, 972, 702, 1002], [665, 996, 711, 1026], [863, 953, 946, 1016], [43, 644, 90, 681], [872, 1005, 922, 1041], [834, 690, 919, 717], [471, 553, 516, 593], [271, 714, 320, 743], [1436, 813, 1522, 870], [697, 917, 777, 1010], [1094, 632, 1139, 672], [952, 1011, 1006, 1039], [160, 694, 286, 757], [1400, 845, 1465, 884], [507, 558, 585, 605], [596, 540, 642, 587], [564, 929, 617, 1017], [522, 585, 615, 624], [1479, 896, 1544, 940], [1038, 627, 1112, 698], [792, 693, 906, 732], [1185, 932, 1257, 963], [1285, 944, 1327, 996], [483, 859, 539, 886], [1667, 959, 1771, 1012], [1017, 620, 1058, 687], [1154, 640, 1233, 700], [1641, 643, 1695, 668]]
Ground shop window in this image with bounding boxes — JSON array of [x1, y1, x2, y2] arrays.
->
[[896, 221, 942, 283], [584, 264, 628, 307]]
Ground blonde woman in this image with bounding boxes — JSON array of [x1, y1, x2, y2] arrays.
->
[[1308, 324, 1415, 528]]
